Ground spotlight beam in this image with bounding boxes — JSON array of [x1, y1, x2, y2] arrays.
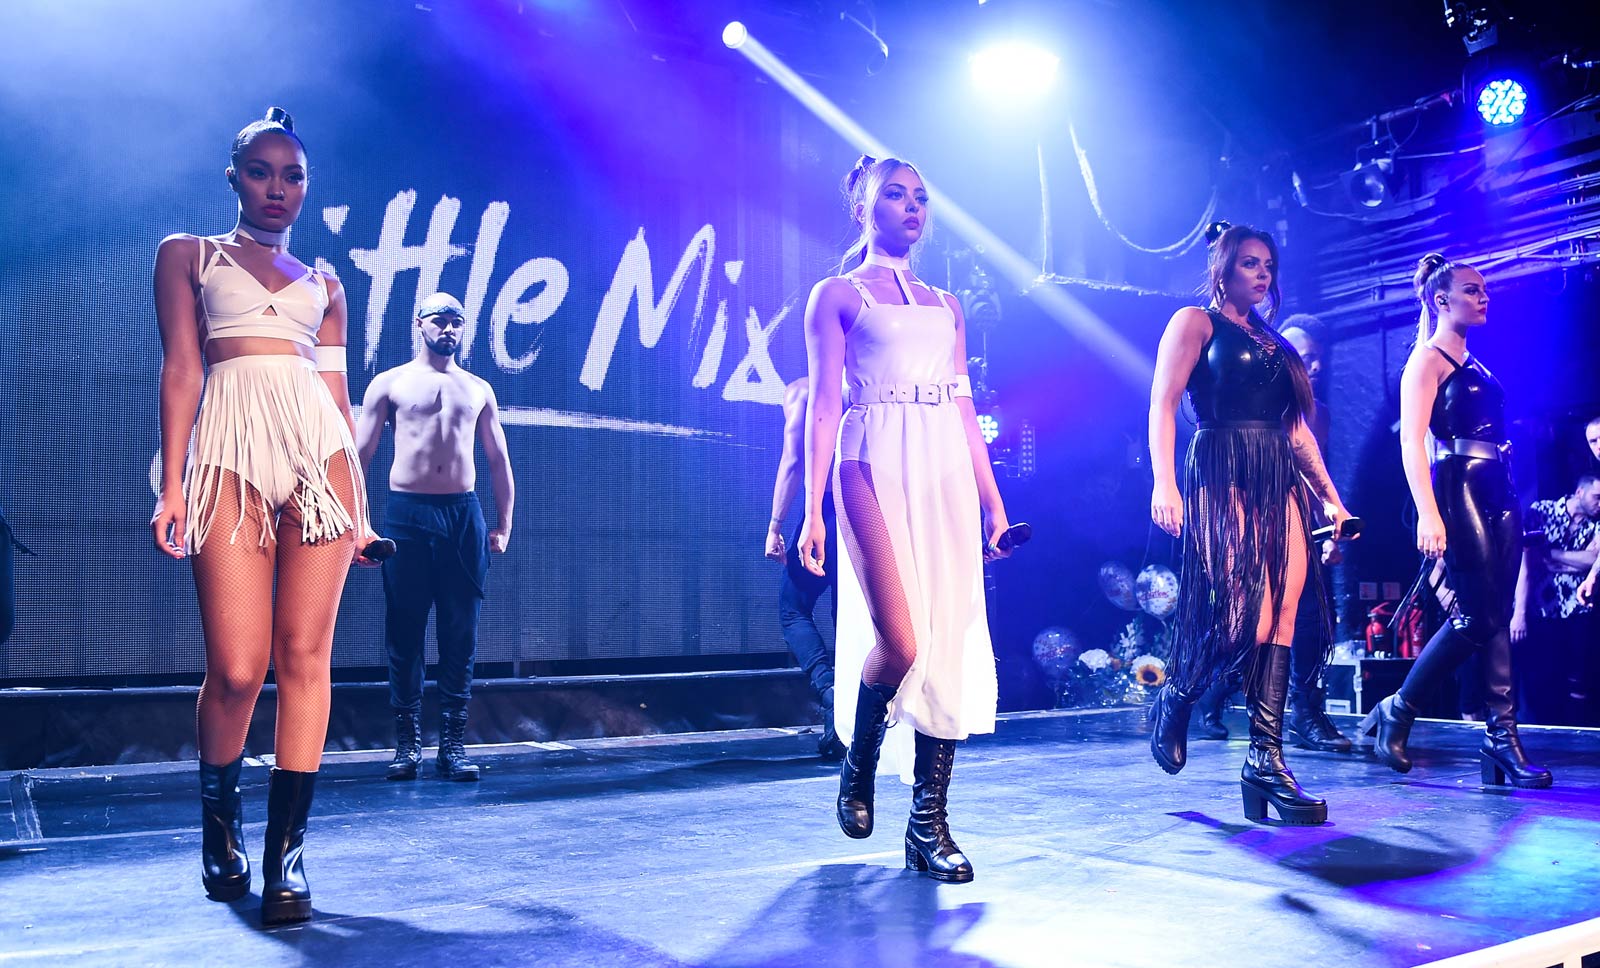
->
[[726, 29, 1155, 390]]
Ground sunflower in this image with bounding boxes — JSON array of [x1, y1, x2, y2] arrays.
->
[[1131, 654, 1167, 687]]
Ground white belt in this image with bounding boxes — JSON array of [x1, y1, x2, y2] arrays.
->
[[849, 379, 970, 405], [1435, 437, 1509, 461]]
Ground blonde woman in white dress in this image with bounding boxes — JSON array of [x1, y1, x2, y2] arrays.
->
[[797, 155, 1013, 883]]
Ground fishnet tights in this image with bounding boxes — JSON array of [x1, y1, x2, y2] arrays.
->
[[837, 460, 919, 690], [193, 451, 359, 772]]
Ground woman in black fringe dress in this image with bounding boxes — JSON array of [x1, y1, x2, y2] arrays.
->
[[1146, 222, 1356, 825]]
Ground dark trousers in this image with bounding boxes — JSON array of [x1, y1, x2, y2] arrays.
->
[[778, 498, 837, 699], [383, 491, 489, 714], [1517, 611, 1598, 727]]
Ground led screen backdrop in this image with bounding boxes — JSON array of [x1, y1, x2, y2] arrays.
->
[[0, 1, 860, 679]]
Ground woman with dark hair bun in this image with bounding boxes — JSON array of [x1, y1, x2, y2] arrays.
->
[[150, 107, 383, 924], [798, 155, 1013, 882], [1359, 254, 1551, 788], [1146, 222, 1355, 825]]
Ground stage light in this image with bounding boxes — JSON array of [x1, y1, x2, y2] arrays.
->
[[969, 42, 1059, 101], [977, 413, 1000, 445], [1476, 77, 1527, 126], [722, 21, 748, 50], [1343, 157, 1394, 209]]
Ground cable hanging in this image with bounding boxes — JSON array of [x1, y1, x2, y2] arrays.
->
[[1069, 121, 1218, 257]]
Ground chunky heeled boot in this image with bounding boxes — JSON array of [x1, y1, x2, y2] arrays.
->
[[387, 710, 422, 781], [261, 768, 317, 925], [1359, 622, 1476, 773], [1358, 694, 1419, 773], [199, 757, 250, 901], [1240, 646, 1328, 825], [836, 682, 894, 838], [904, 731, 973, 883], [1195, 676, 1235, 741], [1481, 632, 1553, 788], [1149, 679, 1205, 774], [436, 708, 480, 782], [1287, 682, 1353, 753]]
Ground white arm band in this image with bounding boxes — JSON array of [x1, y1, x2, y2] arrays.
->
[[313, 344, 347, 373], [949, 375, 973, 399]]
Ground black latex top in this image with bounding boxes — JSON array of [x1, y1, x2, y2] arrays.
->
[[1186, 309, 1296, 425], [1428, 347, 1507, 443]]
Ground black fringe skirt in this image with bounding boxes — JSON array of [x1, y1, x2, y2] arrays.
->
[[1168, 421, 1331, 693]]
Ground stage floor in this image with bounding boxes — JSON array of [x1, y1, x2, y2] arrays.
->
[[1, 708, 1595, 967]]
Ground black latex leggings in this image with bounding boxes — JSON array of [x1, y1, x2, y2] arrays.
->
[[1398, 456, 1521, 707]]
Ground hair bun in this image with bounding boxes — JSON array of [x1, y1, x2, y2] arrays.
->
[[845, 154, 876, 193], [1204, 220, 1232, 245], [265, 106, 295, 131], [1417, 252, 1447, 272]]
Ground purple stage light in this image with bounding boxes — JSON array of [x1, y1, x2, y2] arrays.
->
[[1476, 78, 1527, 126]]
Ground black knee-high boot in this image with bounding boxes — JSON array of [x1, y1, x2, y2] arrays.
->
[[1240, 646, 1327, 825], [261, 768, 317, 925], [199, 757, 249, 901], [836, 682, 894, 838], [905, 731, 973, 883], [1360, 622, 1476, 773], [1481, 631, 1553, 788], [1150, 679, 1205, 774]]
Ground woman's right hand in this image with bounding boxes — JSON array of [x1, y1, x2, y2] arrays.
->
[[1151, 481, 1183, 538], [151, 488, 186, 560], [1416, 511, 1448, 559], [797, 514, 828, 577], [1578, 574, 1596, 608]]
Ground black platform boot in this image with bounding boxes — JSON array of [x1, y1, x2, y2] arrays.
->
[[1287, 682, 1353, 753], [436, 707, 481, 782], [1481, 632, 1553, 789], [261, 768, 317, 925], [1195, 676, 1235, 741], [199, 757, 250, 901], [904, 731, 974, 883], [1359, 623, 1476, 773], [836, 682, 894, 838], [1240, 646, 1328, 825], [1149, 678, 1205, 774], [387, 710, 422, 781]]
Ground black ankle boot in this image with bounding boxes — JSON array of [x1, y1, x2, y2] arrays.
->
[[1361, 622, 1476, 774], [1149, 679, 1204, 774], [1359, 694, 1419, 773], [905, 731, 973, 883], [199, 757, 249, 901], [1195, 676, 1234, 741], [837, 682, 894, 838], [261, 768, 316, 925], [437, 708, 480, 782], [387, 710, 422, 781], [1481, 631, 1553, 788], [1240, 646, 1327, 825], [817, 686, 846, 761], [1287, 684, 1353, 753]]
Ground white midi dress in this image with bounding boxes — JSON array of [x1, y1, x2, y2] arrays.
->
[[830, 266, 997, 783]]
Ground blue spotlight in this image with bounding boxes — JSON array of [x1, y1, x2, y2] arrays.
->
[[1476, 78, 1527, 126], [977, 412, 1001, 445], [722, 21, 749, 50], [969, 42, 1059, 101]]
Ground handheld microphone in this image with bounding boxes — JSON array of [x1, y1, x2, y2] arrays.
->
[[362, 538, 398, 562], [1311, 517, 1362, 542], [994, 522, 1032, 553]]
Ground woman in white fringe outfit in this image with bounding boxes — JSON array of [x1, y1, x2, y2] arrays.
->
[[150, 107, 382, 925], [798, 155, 1013, 883]]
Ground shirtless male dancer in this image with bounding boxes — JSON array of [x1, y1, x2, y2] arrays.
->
[[356, 293, 514, 781]]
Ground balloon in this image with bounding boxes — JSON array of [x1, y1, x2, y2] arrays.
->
[[1031, 626, 1080, 679], [1136, 565, 1180, 620], [1097, 562, 1140, 611]]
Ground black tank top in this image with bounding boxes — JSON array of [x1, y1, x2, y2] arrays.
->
[[1186, 309, 1296, 425], [1428, 347, 1507, 443]]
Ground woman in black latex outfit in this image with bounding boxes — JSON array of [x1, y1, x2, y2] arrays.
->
[[1146, 223, 1356, 825], [1359, 254, 1552, 789]]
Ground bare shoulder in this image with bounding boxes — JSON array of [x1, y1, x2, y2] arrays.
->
[[1168, 305, 1213, 334], [1404, 344, 1450, 383], [155, 232, 201, 263], [458, 367, 497, 401]]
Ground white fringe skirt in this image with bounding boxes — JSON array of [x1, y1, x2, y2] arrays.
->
[[184, 355, 366, 553]]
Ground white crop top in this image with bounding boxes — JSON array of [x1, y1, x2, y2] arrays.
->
[[195, 235, 328, 347]]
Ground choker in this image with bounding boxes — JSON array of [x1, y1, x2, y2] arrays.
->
[[232, 217, 288, 248], [863, 251, 911, 270]]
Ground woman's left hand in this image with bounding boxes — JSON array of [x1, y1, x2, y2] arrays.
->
[[1325, 501, 1359, 541], [353, 530, 387, 568], [983, 506, 1012, 562]]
